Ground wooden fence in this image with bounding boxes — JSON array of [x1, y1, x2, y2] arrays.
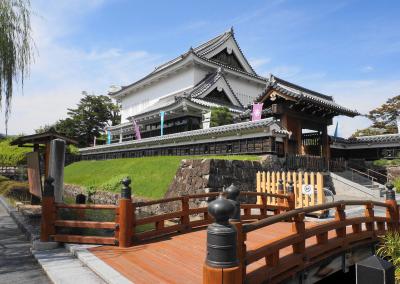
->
[[284, 155, 346, 172], [256, 171, 325, 211]]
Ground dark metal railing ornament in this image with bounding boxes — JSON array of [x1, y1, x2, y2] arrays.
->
[[278, 179, 284, 192], [43, 177, 55, 197], [121, 177, 132, 199], [206, 194, 238, 268], [385, 183, 395, 200], [287, 181, 294, 194], [225, 183, 241, 222]]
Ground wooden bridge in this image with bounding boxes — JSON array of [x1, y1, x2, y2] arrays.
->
[[40, 178, 399, 284]]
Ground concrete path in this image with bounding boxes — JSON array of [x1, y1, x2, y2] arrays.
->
[[0, 203, 51, 284], [33, 248, 106, 284]]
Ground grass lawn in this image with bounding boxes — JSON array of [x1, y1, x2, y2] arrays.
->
[[64, 155, 259, 199]]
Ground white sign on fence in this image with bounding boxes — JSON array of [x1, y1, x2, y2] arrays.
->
[[302, 184, 314, 195]]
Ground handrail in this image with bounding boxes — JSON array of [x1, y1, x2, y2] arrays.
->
[[134, 191, 289, 207], [242, 200, 391, 233], [367, 168, 389, 183], [347, 166, 377, 182], [55, 203, 117, 210]]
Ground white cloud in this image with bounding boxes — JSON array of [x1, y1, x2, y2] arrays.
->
[[361, 65, 374, 73], [0, 0, 161, 135], [317, 79, 400, 137], [268, 65, 301, 78], [249, 57, 271, 69]]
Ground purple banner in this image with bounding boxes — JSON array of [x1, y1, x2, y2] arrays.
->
[[133, 118, 141, 140], [251, 103, 263, 121]]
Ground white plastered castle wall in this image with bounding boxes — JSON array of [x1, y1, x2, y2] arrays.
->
[[119, 65, 196, 122]]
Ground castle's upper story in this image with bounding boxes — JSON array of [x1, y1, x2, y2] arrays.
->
[[108, 28, 268, 123]]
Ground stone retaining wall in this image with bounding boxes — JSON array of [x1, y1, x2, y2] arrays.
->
[[161, 159, 265, 212], [387, 166, 400, 182]]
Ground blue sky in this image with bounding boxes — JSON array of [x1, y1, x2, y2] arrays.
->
[[2, 0, 400, 137]]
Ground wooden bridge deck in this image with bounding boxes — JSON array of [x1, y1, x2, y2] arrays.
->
[[90, 221, 327, 284]]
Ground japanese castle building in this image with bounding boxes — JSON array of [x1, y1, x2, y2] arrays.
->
[[80, 28, 363, 160]]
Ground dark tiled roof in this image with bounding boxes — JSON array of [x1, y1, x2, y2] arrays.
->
[[187, 68, 243, 107], [81, 118, 284, 153], [254, 74, 359, 117], [109, 29, 265, 97], [348, 134, 400, 144]]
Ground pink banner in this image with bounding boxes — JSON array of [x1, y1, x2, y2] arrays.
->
[[133, 118, 141, 140], [251, 103, 263, 121]]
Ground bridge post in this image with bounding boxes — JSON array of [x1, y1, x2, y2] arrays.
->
[[40, 177, 56, 242], [385, 183, 399, 232], [226, 184, 246, 278], [180, 195, 190, 231], [287, 181, 296, 210], [335, 203, 346, 238], [118, 177, 133, 247], [277, 179, 285, 211], [203, 194, 242, 284], [291, 212, 305, 254]]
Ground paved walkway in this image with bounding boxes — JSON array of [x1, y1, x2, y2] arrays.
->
[[0, 203, 51, 284]]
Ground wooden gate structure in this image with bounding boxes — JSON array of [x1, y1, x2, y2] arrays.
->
[[40, 177, 399, 283], [256, 171, 325, 210]]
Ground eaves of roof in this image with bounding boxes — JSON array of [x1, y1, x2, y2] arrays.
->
[[80, 118, 282, 153]]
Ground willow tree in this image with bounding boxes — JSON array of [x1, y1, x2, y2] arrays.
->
[[0, 0, 34, 135]]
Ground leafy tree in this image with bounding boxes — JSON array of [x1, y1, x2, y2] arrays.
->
[[210, 107, 233, 127], [0, 0, 35, 135], [36, 92, 120, 147], [352, 95, 399, 137]]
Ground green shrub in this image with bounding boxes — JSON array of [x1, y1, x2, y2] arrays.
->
[[376, 231, 400, 282], [99, 174, 129, 192], [373, 159, 400, 167], [0, 138, 32, 166], [0, 176, 30, 202], [394, 178, 400, 193]]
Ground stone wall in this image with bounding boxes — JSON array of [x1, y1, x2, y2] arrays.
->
[[387, 166, 400, 182], [162, 159, 265, 212]]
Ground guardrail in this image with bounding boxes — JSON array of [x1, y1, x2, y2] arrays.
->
[[203, 183, 399, 284], [40, 178, 295, 247]]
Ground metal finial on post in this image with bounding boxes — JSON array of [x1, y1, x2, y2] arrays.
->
[[287, 181, 294, 194], [287, 181, 296, 210], [206, 195, 238, 268], [225, 183, 241, 221], [43, 177, 55, 197], [278, 179, 284, 191], [121, 177, 132, 199], [385, 183, 395, 200]]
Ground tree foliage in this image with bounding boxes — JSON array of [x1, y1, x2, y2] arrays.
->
[[210, 107, 233, 127], [352, 95, 400, 137], [0, 0, 35, 134], [0, 138, 31, 166], [36, 93, 120, 147]]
